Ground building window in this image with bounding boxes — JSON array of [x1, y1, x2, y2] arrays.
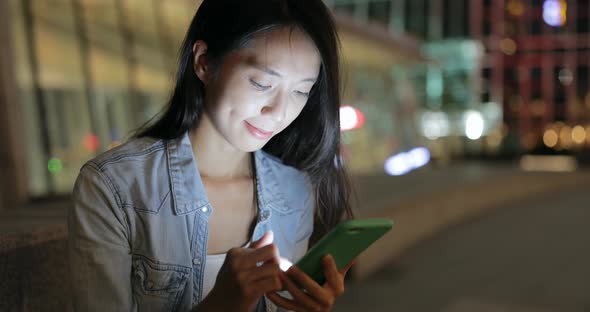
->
[[532, 0, 545, 8], [530, 20, 543, 34], [334, 3, 356, 16], [9, 0, 176, 196], [577, 17, 589, 33], [531, 67, 542, 80], [443, 0, 468, 38], [404, 0, 428, 38], [554, 66, 567, 121], [481, 68, 492, 103], [505, 67, 518, 84], [577, 65, 589, 99], [368, 1, 391, 27], [483, 20, 492, 36]]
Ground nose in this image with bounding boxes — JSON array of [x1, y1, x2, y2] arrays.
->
[[261, 91, 287, 123]]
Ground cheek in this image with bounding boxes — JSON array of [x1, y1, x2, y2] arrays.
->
[[230, 98, 261, 120], [216, 91, 259, 121]]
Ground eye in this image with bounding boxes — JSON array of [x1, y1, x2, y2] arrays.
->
[[294, 90, 310, 97], [249, 78, 271, 90]]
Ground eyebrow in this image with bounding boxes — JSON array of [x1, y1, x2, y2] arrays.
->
[[248, 59, 317, 83]]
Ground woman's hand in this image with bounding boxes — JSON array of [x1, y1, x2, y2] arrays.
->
[[267, 254, 355, 312], [196, 231, 283, 312]]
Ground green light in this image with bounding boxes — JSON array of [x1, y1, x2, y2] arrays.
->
[[48, 158, 63, 175], [426, 68, 443, 99]]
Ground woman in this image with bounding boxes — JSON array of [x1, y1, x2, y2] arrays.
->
[[68, 0, 354, 311]]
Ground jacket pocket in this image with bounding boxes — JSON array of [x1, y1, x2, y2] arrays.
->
[[132, 254, 191, 311]]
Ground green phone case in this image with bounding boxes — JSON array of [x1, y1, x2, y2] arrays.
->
[[294, 218, 394, 284]]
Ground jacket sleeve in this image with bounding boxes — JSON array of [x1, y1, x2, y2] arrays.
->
[[68, 164, 135, 311]]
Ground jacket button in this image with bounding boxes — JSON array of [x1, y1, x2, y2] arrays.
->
[[146, 280, 155, 289], [193, 258, 200, 265], [201, 206, 208, 213]]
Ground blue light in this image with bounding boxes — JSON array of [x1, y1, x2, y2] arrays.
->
[[384, 153, 413, 176], [543, 0, 566, 27], [384, 147, 431, 176], [408, 147, 431, 168]]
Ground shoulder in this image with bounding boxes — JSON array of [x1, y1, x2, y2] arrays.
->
[[85, 136, 166, 171], [77, 136, 171, 201], [75, 136, 176, 214]]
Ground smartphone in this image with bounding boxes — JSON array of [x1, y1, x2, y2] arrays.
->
[[294, 218, 393, 284]]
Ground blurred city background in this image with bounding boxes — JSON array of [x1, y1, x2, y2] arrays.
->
[[0, 0, 588, 311]]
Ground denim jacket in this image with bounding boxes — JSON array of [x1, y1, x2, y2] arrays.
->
[[68, 133, 314, 311]]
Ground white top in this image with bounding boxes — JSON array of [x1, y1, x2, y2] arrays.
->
[[202, 241, 250, 299]]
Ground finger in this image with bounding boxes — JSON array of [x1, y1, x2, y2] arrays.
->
[[279, 271, 322, 310], [322, 255, 341, 288], [244, 244, 280, 267], [250, 231, 274, 249], [323, 255, 345, 297], [248, 263, 282, 283], [287, 265, 329, 305], [266, 292, 302, 312], [249, 274, 283, 296], [339, 258, 356, 275]]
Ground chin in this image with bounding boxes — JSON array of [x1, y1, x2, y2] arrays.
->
[[232, 138, 267, 153]]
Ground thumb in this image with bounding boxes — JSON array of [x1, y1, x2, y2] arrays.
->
[[250, 231, 274, 249]]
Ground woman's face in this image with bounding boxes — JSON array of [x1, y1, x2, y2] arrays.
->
[[202, 27, 321, 152]]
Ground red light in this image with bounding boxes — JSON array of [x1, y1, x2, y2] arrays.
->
[[83, 134, 100, 152], [340, 106, 365, 131]]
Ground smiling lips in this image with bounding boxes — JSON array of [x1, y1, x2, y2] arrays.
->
[[245, 121, 274, 139]]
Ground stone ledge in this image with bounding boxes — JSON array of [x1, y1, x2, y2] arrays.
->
[[0, 225, 67, 253], [352, 171, 590, 280]]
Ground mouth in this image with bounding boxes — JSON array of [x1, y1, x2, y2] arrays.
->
[[245, 121, 274, 140]]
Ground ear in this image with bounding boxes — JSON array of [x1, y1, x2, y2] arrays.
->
[[192, 40, 209, 83]]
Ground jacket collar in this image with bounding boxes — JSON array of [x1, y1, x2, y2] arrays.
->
[[165, 132, 286, 216]]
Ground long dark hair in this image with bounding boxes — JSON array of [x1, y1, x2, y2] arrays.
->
[[137, 0, 353, 245]]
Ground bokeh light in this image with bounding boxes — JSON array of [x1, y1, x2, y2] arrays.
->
[[465, 111, 485, 140], [500, 38, 517, 55], [421, 112, 450, 140], [571, 125, 586, 144], [83, 134, 100, 152], [48, 158, 63, 175], [543, 129, 558, 148], [486, 128, 504, 149], [558, 68, 573, 86], [384, 147, 431, 176], [340, 106, 365, 131], [507, 0, 525, 16], [559, 126, 573, 148], [543, 0, 567, 27]]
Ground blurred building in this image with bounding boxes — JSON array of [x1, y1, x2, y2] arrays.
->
[[326, 0, 504, 160], [470, 0, 590, 152], [0, 0, 429, 206], [328, 0, 590, 156], [1, 0, 198, 206]]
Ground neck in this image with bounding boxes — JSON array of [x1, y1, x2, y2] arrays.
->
[[189, 114, 252, 180]]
